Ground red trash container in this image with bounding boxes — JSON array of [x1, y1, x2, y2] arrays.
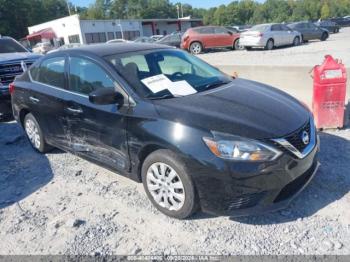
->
[[312, 55, 347, 129]]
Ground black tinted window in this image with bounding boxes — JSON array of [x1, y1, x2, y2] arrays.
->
[[69, 57, 114, 95], [214, 27, 229, 34], [0, 39, 28, 53], [37, 57, 65, 88]]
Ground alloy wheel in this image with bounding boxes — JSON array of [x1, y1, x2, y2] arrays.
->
[[146, 162, 185, 211], [190, 43, 201, 54], [25, 118, 41, 149]]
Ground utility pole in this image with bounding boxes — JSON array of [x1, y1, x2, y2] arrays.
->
[[66, 0, 71, 16], [176, 5, 180, 19], [181, 4, 184, 18]]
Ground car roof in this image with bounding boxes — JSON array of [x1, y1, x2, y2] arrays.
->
[[61, 42, 171, 57]]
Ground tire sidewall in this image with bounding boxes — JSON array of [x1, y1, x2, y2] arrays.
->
[[189, 42, 202, 55], [24, 113, 46, 153], [266, 39, 274, 50], [141, 149, 198, 219]]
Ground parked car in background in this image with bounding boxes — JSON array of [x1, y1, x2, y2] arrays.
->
[[288, 21, 329, 42], [320, 21, 340, 33], [133, 37, 155, 43], [181, 26, 240, 54], [47, 43, 83, 54], [156, 32, 182, 48], [0, 36, 41, 119], [107, 39, 130, 43], [315, 20, 340, 33], [240, 23, 302, 50], [11, 43, 319, 219], [32, 42, 53, 54], [330, 17, 350, 27]]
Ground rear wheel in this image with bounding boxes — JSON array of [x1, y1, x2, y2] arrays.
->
[[142, 149, 199, 219], [265, 39, 274, 50], [321, 32, 328, 41], [189, 42, 202, 55], [24, 113, 52, 153], [293, 36, 300, 46]]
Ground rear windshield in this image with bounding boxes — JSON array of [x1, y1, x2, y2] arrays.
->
[[0, 39, 28, 53], [250, 24, 270, 32]]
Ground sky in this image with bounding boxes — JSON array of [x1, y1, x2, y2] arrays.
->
[[71, 0, 264, 9]]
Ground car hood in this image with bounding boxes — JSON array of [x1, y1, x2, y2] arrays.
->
[[0, 52, 42, 63], [153, 79, 310, 139]]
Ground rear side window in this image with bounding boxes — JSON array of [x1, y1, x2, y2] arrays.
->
[[37, 57, 65, 88], [69, 57, 115, 95], [271, 24, 282, 31], [198, 27, 214, 34]]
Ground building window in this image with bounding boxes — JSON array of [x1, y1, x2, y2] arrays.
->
[[107, 32, 115, 41], [68, 35, 80, 44], [116, 31, 122, 39], [123, 31, 140, 40], [85, 32, 107, 44]]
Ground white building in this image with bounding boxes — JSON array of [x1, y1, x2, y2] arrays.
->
[[26, 15, 202, 47]]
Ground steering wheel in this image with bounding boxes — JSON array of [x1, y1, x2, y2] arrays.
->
[[171, 72, 184, 79]]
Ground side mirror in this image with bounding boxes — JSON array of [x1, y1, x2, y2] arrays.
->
[[89, 88, 124, 105], [228, 31, 233, 35]]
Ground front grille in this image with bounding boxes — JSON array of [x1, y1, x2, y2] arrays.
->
[[227, 191, 266, 210], [284, 121, 311, 152], [273, 162, 316, 203], [0, 61, 34, 85]]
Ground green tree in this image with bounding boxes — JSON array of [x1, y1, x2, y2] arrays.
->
[[321, 2, 330, 19]]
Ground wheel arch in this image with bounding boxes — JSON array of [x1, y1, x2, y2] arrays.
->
[[19, 108, 31, 127]]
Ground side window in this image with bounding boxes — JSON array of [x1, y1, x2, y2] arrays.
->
[[199, 27, 214, 34], [281, 25, 291, 31], [158, 55, 192, 75], [37, 57, 65, 88], [29, 64, 40, 81], [271, 24, 282, 31], [69, 57, 114, 95], [214, 27, 229, 34]]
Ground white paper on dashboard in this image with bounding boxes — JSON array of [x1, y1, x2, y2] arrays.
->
[[141, 74, 171, 93], [168, 81, 197, 96]]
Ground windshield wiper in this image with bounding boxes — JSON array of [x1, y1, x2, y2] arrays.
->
[[201, 80, 231, 91], [147, 94, 175, 100]]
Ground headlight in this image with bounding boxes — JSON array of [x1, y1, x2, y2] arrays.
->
[[203, 132, 282, 161]]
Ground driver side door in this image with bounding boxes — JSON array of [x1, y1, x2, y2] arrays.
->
[[63, 55, 130, 172]]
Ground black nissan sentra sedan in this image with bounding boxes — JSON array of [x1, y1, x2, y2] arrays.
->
[[10, 43, 319, 219]]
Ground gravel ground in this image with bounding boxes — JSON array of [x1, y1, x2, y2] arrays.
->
[[198, 27, 350, 67], [0, 120, 349, 255]]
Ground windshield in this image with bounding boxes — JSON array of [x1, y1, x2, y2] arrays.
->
[[250, 24, 270, 32], [0, 39, 28, 53], [106, 49, 232, 99]]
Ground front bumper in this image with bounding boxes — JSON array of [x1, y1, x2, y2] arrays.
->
[[189, 136, 320, 216]]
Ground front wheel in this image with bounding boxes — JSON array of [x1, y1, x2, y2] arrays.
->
[[233, 39, 240, 50], [24, 113, 52, 153], [142, 149, 199, 219], [189, 42, 202, 55], [321, 33, 328, 41]]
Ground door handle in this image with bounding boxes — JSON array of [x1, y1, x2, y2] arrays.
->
[[29, 96, 40, 103], [66, 107, 83, 114]]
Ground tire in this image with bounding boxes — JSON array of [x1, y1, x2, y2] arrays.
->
[[321, 32, 328, 41], [189, 42, 202, 55], [265, 39, 274, 50], [24, 113, 52, 153], [293, 36, 300, 46], [141, 149, 199, 219], [233, 39, 240, 50]]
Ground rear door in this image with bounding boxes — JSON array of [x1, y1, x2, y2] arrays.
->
[[26, 55, 71, 148], [198, 27, 216, 48], [64, 55, 130, 172], [281, 24, 294, 44], [214, 27, 233, 47], [271, 24, 283, 46]]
